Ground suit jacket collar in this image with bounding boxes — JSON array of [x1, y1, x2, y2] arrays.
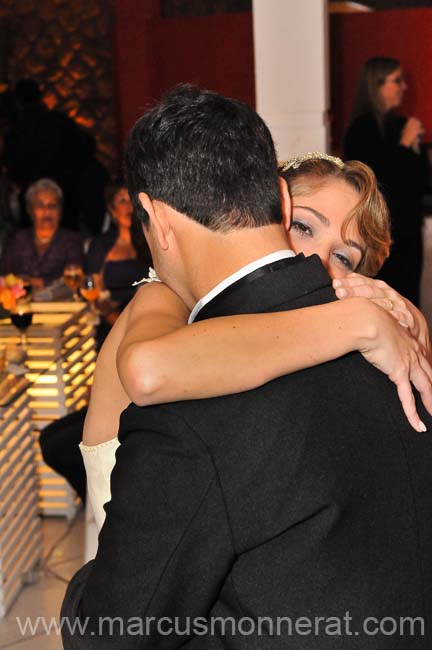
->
[[194, 253, 333, 321], [189, 250, 295, 323]]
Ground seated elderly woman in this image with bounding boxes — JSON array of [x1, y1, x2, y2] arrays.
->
[[1, 178, 84, 288]]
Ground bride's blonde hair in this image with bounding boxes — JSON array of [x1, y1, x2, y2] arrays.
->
[[278, 157, 391, 277]]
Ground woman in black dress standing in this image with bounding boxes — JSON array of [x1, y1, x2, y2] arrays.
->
[[344, 56, 428, 306]]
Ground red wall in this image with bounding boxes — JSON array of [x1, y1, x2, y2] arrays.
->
[[113, 0, 254, 147], [330, 8, 432, 151], [114, 4, 432, 156], [112, 0, 161, 148]]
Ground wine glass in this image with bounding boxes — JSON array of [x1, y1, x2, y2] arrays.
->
[[80, 274, 101, 325], [63, 264, 84, 302], [10, 299, 33, 349]]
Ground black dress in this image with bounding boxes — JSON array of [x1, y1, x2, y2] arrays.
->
[[85, 227, 149, 348], [344, 112, 428, 305]]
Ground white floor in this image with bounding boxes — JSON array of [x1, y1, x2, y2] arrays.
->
[[0, 513, 85, 649]]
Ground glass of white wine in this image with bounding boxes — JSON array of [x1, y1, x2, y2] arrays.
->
[[63, 264, 84, 302], [80, 274, 101, 325]]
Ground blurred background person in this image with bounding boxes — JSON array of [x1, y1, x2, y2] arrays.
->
[[77, 132, 110, 237], [344, 56, 428, 306], [3, 78, 88, 230], [85, 179, 151, 345], [1, 178, 84, 288], [0, 89, 19, 254]]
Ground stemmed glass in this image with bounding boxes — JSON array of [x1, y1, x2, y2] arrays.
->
[[10, 299, 33, 349], [80, 274, 101, 325], [63, 264, 84, 302]]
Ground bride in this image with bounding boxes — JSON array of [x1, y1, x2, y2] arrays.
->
[[81, 154, 432, 531]]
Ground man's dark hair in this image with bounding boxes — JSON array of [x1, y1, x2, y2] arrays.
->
[[125, 84, 282, 231]]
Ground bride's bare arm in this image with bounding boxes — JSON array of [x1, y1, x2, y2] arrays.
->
[[82, 282, 189, 446], [117, 290, 432, 432]]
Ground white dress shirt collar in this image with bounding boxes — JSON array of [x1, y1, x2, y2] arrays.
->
[[188, 249, 295, 324]]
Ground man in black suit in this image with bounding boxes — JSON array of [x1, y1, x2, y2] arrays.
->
[[62, 85, 432, 648]]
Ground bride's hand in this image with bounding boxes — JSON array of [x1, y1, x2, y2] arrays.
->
[[354, 299, 432, 433], [333, 273, 431, 358]]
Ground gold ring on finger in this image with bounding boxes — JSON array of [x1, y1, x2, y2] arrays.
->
[[386, 298, 394, 311]]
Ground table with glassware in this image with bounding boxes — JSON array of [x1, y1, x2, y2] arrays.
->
[[0, 302, 97, 516], [0, 371, 41, 617], [0, 301, 97, 616], [0, 260, 101, 612]]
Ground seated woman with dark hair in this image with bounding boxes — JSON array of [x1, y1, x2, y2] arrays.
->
[[1, 178, 83, 287], [85, 180, 150, 345], [85, 180, 150, 313]]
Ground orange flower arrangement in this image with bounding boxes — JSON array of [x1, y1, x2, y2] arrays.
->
[[0, 275, 26, 316]]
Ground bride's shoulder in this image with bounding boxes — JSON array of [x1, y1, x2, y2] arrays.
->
[[130, 276, 188, 319], [132, 266, 161, 286]]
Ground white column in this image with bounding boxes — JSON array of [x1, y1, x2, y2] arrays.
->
[[252, 0, 329, 160]]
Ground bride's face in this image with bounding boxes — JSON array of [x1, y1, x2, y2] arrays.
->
[[287, 179, 365, 279]]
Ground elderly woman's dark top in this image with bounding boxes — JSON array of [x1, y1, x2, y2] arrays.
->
[[2, 227, 84, 286]]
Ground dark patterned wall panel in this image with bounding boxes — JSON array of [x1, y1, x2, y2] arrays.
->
[[0, 0, 117, 171], [162, 0, 251, 18]]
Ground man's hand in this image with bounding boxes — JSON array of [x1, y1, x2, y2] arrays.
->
[[357, 300, 432, 433]]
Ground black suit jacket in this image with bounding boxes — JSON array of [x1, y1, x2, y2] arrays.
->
[[62, 254, 432, 649]]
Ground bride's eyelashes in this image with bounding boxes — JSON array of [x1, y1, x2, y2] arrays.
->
[[290, 217, 359, 272], [333, 251, 355, 271], [290, 218, 313, 238]]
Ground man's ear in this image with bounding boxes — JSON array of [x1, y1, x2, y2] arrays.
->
[[279, 177, 292, 232], [138, 192, 170, 251]]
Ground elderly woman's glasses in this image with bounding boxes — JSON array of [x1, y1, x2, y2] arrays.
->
[[33, 201, 60, 210]]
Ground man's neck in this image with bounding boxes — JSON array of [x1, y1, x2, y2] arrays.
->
[[188, 249, 295, 323], [176, 224, 291, 311]]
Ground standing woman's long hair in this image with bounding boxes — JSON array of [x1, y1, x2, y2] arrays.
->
[[350, 57, 401, 127]]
